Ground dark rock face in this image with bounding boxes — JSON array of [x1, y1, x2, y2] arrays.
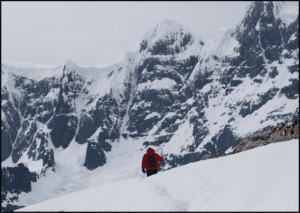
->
[[1, 71, 63, 210], [211, 125, 242, 154], [239, 87, 280, 118], [1, 204, 26, 212], [1, 163, 38, 193], [42, 149, 55, 171], [268, 67, 279, 78], [193, 126, 210, 152], [1, 86, 9, 100], [150, 39, 176, 55], [12, 120, 37, 163], [194, 71, 213, 90], [128, 89, 175, 135], [27, 131, 55, 170], [1, 163, 38, 212], [76, 94, 119, 145], [48, 115, 78, 149], [233, 1, 298, 81], [127, 53, 199, 138], [230, 79, 243, 87], [279, 78, 299, 99], [162, 151, 205, 171], [1, 101, 21, 146], [258, 3, 283, 63], [84, 140, 106, 170], [1, 120, 13, 162], [234, 2, 265, 78], [84, 130, 112, 170]]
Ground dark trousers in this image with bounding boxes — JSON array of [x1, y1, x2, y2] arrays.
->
[[147, 169, 157, 177]]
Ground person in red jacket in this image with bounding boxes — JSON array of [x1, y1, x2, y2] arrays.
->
[[142, 148, 163, 177]]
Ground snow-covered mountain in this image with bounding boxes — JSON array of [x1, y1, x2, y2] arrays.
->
[[1, 1, 299, 211]]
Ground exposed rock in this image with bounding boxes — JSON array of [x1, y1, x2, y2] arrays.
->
[[1, 163, 38, 211], [202, 153, 215, 160], [211, 124, 242, 154], [1, 100, 21, 147], [27, 130, 55, 172], [163, 151, 205, 170], [84, 136, 112, 170], [48, 115, 78, 149], [12, 120, 37, 163], [75, 94, 119, 144], [1, 120, 12, 162], [279, 79, 299, 99], [216, 151, 226, 158], [232, 118, 299, 155]]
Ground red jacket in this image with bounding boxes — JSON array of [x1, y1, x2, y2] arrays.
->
[[142, 148, 163, 170]]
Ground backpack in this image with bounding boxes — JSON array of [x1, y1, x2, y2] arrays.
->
[[147, 154, 156, 168]]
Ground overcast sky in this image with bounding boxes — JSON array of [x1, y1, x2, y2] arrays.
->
[[2, 1, 250, 68]]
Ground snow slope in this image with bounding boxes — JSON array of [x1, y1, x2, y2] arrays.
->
[[200, 27, 240, 59], [143, 18, 193, 49], [273, 1, 299, 26], [16, 139, 298, 212]]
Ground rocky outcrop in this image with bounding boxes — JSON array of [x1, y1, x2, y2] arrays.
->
[[1, 120, 13, 162], [1, 97, 22, 162], [84, 132, 112, 170], [27, 130, 55, 172], [75, 94, 120, 144], [1, 163, 38, 212], [233, 120, 299, 154], [216, 151, 226, 158], [202, 153, 215, 160], [48, 114, 78, 149], [11, 120, 37, 163], [201, 119, 299, 159], [1, 204, 26, 212]]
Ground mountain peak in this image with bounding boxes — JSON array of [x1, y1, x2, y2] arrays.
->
[[64, 59, 77, 66], [140, 18, 195, 54], [63, 59, 77, 72], [143, 19, 188, 42]]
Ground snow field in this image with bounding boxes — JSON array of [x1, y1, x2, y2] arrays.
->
[[16, 139, 298, 211]]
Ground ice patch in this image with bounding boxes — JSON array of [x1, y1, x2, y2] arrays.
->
[[288, 33, 297, 43], [274, 1, 299, 26], [200, 27, 240, 59]]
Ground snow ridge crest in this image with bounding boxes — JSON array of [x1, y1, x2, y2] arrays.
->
[[142, 18, 194, 48]]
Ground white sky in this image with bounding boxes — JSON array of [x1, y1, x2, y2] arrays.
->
[[2, 1, 250, 68]]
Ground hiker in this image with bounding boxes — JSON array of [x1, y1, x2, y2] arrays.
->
[[142, 148, 163, 177]]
